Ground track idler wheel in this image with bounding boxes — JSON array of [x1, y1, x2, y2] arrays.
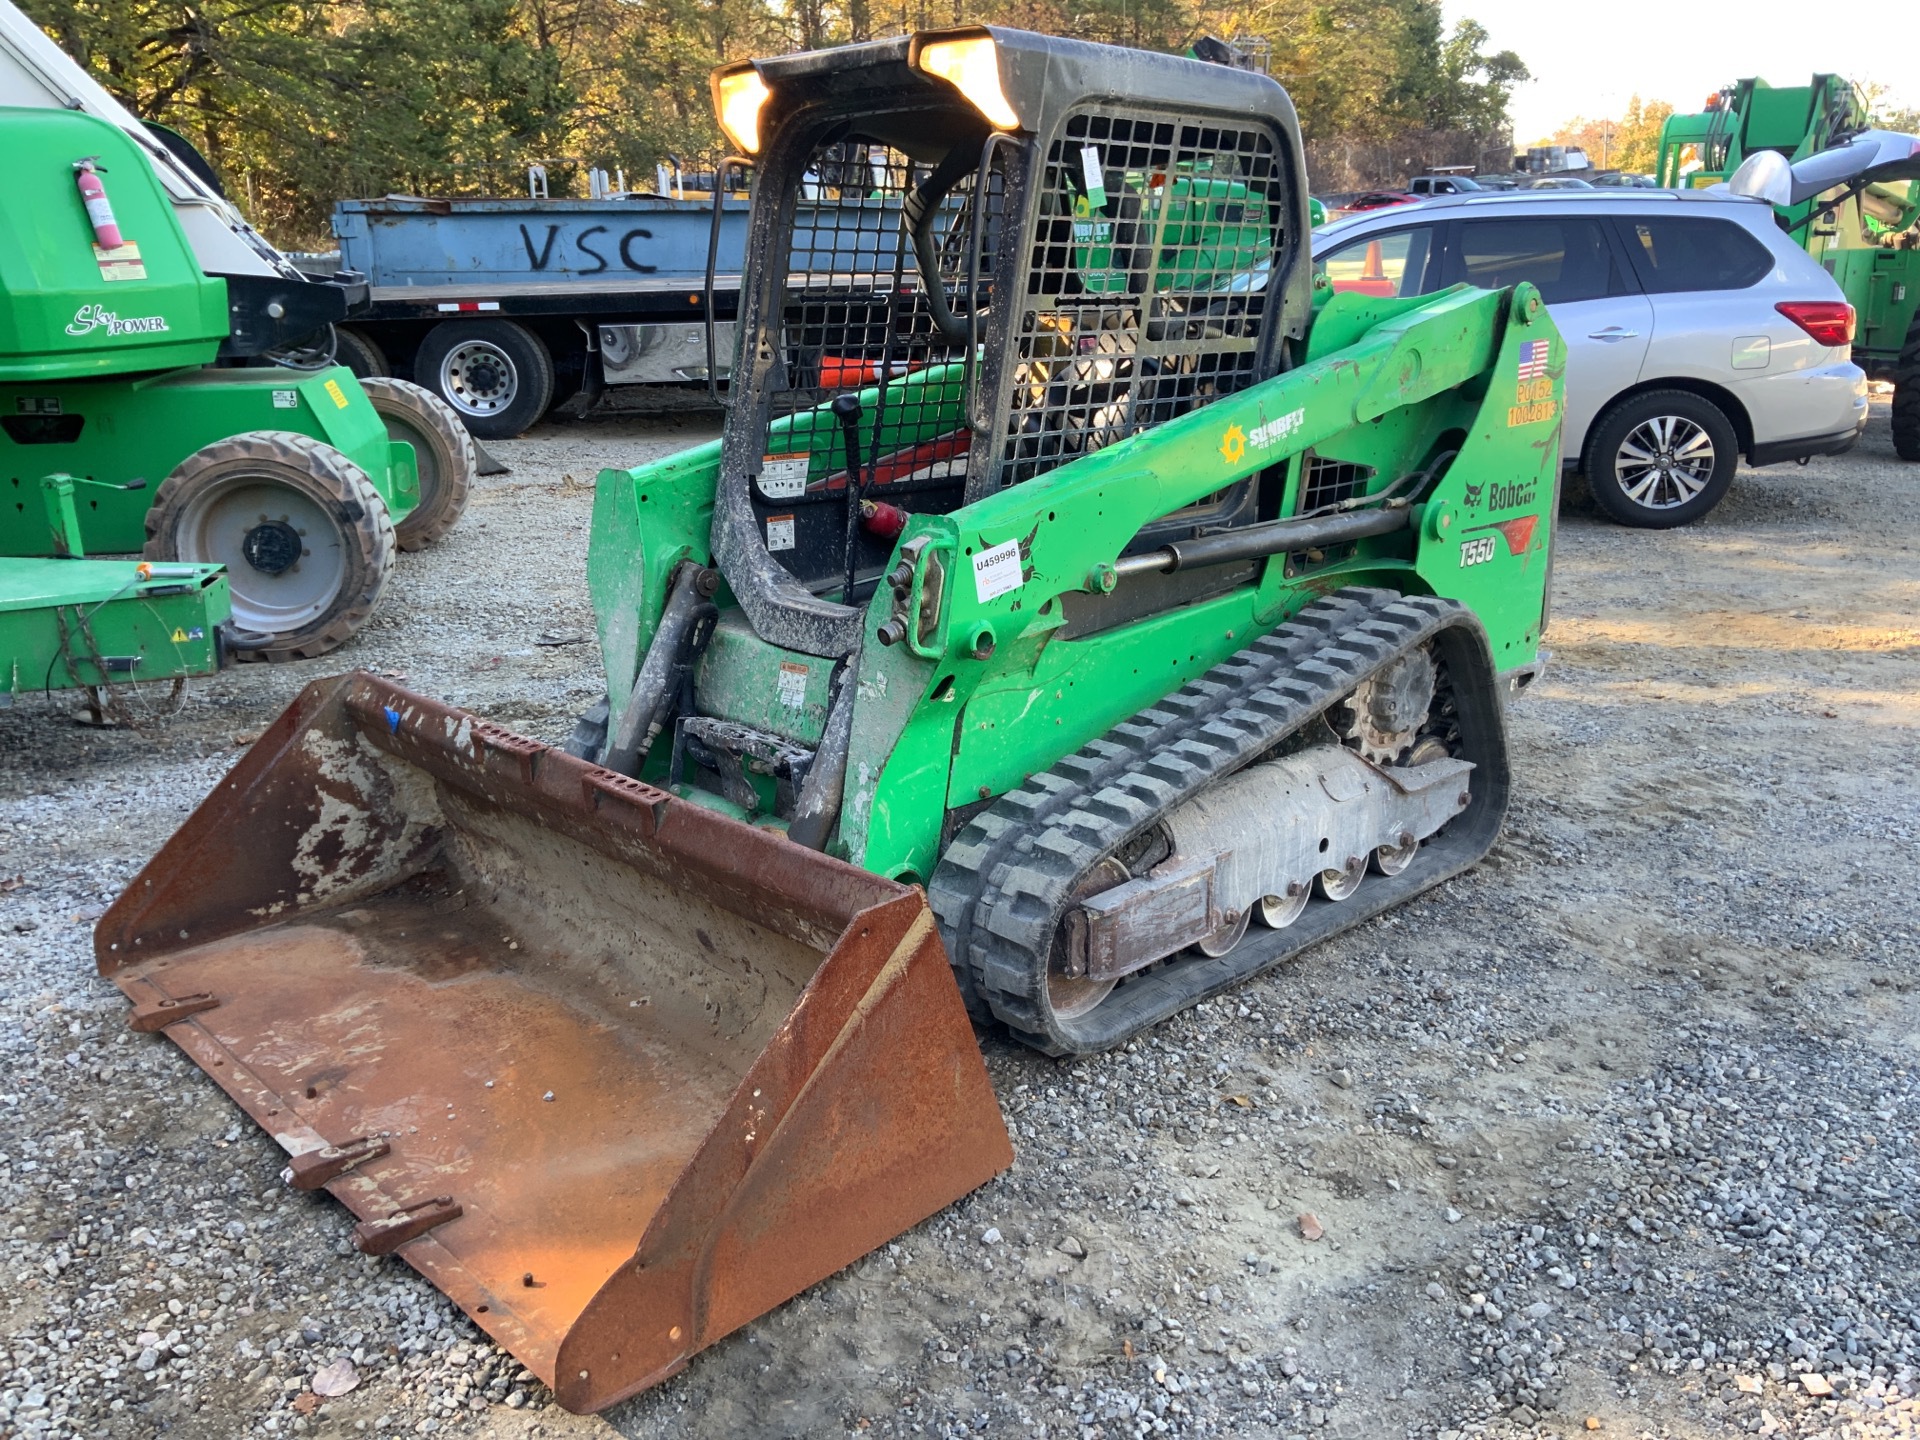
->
[[1257, 885, 1309, 929], [1317, 857, 1365, 902], [1191, 906, 1251, 957]]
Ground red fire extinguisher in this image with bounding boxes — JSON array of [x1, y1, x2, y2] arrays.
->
[[74, 159, 124, 250]]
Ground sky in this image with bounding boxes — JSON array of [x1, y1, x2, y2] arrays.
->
[[1446, 0, 1920, 144]]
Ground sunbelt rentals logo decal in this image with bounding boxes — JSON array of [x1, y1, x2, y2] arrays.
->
[[66, 304, 170, 338]]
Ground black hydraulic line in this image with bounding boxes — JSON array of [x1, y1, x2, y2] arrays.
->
[[601, 561, 719, 776], [1112, 505, 1411, 578], [832, 393, 866, 605], [785, 650, 859, 851]]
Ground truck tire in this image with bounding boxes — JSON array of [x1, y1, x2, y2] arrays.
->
[[143, 431, 396, 663], [414, 319, 554, 439], [1583, 389, 1739, 529], [333, 326, 389, 380], [360, 376, 476, 551], [1894, 316, 1920, 462]]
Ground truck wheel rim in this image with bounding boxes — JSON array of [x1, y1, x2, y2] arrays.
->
[[175, 479, 347, 632], [439, 341, 518, 417], [1615, 416, 1713, 510]]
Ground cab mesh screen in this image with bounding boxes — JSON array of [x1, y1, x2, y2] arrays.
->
[[989, 108, 1286, 492]]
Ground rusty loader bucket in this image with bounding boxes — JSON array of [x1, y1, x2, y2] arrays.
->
[[95, 673, 1011, 1413]]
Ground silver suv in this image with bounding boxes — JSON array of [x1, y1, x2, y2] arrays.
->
[[1312, 191, 1869, 526]]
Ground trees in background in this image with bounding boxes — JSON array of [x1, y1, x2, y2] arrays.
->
[[1542, 96, 1675, 175], [22, 0, 1527, 244]]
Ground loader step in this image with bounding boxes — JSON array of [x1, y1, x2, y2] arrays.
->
[[929, 587, 1511, 1056]]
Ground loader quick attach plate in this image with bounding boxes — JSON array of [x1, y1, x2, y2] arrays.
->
[[94, 673, 1011, 1413]]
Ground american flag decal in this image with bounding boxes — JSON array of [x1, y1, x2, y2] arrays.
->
[[1517, 339, 1551, 380]]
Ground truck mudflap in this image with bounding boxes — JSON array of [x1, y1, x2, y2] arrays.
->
[[95, 672, 1011, 1413]]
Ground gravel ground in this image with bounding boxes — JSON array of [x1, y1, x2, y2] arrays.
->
[[0, 395, 1914, 1440]]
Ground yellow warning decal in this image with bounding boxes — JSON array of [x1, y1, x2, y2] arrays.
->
[[324, 378, 350, 409], [1218, 423, 1246, 466], [171, 627, 189, 643], [1507, 377, 1557, 427]]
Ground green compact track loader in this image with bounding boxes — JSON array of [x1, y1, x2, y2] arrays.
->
[[102, 29, 1563, 1412], [1, 103, 473, 665]]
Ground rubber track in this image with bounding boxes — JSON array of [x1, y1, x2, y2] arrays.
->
[[928, 586, 1498, 1056]]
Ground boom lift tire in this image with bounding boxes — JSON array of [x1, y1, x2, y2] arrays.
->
[[414, 319, 554, 439], [1583, 388, 1739, 528], [143, 431, 396, 663], [360, 377, 476, 551], [1894, 316, 1920, 462]]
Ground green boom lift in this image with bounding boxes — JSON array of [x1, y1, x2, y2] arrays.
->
[[1658, 77, 1920, 459], [103, 30, 1564, 1411]]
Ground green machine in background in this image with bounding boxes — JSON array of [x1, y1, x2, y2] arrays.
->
[[0, 467, 227, 721], [0, 105, 467, 666], [1658, 77, 1920, 459]]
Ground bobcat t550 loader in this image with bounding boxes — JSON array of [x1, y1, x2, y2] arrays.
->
[[97, 29, 1563, 1412]]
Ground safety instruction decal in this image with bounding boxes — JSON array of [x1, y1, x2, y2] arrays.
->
[[93, 241, 146, 282], [777, 661, 809, 709], [324, 378, 351, 410], [766, 514, 796, 551], [169, 626, 206, 643], [272, 389, 298, 409], [759, 453, 811, 499], [972, 538, 1023, 603]]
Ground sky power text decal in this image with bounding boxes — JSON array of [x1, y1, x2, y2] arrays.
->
[[67, 304, 170, 338]]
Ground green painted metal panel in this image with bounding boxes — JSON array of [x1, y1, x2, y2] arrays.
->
[[0, 557, 229, 694], [0, 107, 227, 380], [0, 366, 413, 556]]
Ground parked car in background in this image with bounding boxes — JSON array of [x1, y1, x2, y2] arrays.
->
[[1594, 171, 1661, 188], [1408, 173, 1482, 196], [1472, 173, 1522, 190], [1523, 175, 1596, 190], [1317, 190, 1421, 220], [1311, 190, 1868, 526]]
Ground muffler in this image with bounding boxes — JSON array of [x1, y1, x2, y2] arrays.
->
[[96, 672, 1011, 1412]]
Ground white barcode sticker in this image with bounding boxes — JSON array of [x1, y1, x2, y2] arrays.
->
[[972, 538, 1023, 603], [759, 453, 810, 499], [777, 661, 809, 709], [766, 514, 795, 551], [1080, 146, 1107, 209]]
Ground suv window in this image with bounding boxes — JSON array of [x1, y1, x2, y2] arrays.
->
[[1315, 227, 1434, 298], [1618, 215, 1773, 292], [1446, 216, 1622, 304]]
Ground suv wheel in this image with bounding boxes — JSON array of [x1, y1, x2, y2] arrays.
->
[[1584, 389, 1739, 528]]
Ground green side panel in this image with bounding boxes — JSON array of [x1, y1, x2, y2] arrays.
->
[[694, 616, 835, 745], [587, 441, 718, 733], [0, 557, 229, 693], [1742, 85, 1818, 153], [846, 284, 1562, 879], [0, 366, 410, 555], [1824, 248, 1920, 367], [0, 107, 227, 379]]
